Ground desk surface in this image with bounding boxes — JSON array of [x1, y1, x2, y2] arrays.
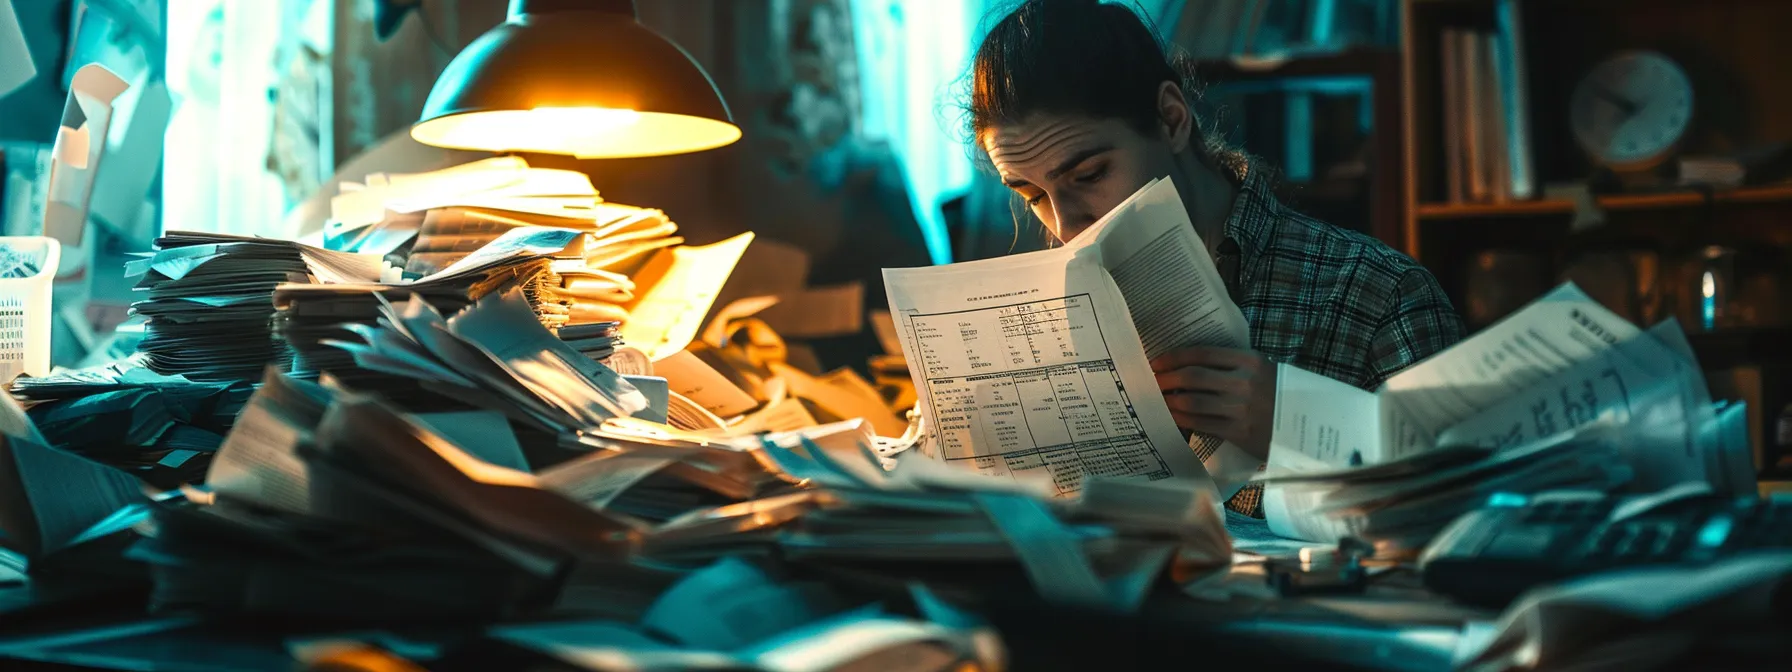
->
[[0, 564, 1496, 672]]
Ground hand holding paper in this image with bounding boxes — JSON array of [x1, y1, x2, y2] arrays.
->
[[1151, 345, 1276, 459]]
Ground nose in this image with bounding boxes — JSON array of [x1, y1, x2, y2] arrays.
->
[[1053, 209, 1099, 243]]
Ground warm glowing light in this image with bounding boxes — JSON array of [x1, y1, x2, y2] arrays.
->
[[1701, 270, 1717, 329], [411, 106, 741, 159]]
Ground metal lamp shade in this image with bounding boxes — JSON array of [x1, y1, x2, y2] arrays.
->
[[411, 2, 739, 159]]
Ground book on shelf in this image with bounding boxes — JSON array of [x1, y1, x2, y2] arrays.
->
[[1439, 0, 1534, 205]]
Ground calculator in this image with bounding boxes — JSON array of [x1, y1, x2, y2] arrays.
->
[[1419, 487, 1792, 607]]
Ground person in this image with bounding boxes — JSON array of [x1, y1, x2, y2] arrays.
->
[[964, 0, 1465, 516]]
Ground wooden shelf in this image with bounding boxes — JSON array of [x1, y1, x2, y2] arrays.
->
[[1194, 48, 1400, 81], [1415, 183, 1792, 220]]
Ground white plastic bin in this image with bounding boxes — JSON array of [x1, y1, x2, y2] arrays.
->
[[0, 237, 59, 384]]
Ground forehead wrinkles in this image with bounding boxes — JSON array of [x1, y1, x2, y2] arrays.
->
[[985, 122, 1093, 173]]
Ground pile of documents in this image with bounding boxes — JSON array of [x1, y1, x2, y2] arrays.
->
[[557, 321, 619, 361], [322, 156, 692, 329], [273, 249, 567, 389], [312, 156, 904, 447], [1258, 428, 1635, 554], [283, 289, 645, 434], [1257, 283, 1755, 555], [75, 278, 1227, 627], [134, 366, 1226, 624], [127, 231, 380, 381], [0, 390, 145, 576], [12, 362, 254, 489], [646, 421, 1233, 612]]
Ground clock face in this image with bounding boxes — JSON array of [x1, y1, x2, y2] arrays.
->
[[1570, 51, 1695, 168]]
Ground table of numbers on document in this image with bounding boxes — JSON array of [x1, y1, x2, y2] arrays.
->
[[906, 294, 1172, 495]]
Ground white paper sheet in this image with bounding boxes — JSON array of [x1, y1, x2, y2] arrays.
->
[[1262, 283, 1678, 542], [654, 349, 759, 417], [1379, 283, 1641, 460], [330, 156, 601, 228], [883, 178, 1232, 499], [208, 393, 314, 515], [1064, 178, 1250, 357], [1270, 363, 1382, 469], [621, 233, 755, 360], [1436, 325, 1706, 490]]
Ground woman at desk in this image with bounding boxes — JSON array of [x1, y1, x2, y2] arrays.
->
[[964, 0, 1465, 515]]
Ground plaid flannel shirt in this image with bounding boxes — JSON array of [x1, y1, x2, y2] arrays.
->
[[1193, 165, 1466, 517]]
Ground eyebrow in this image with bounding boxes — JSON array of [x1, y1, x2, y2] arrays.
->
[[1045, 146, 1113, 180], [1001, 145, 1114, 188]]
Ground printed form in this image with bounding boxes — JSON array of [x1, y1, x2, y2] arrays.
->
[[1261, 283, 1697, 541], [884, 178, 1243, 499]]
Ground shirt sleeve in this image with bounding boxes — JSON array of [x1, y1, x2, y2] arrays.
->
[[1365, 267, 1465, 388]]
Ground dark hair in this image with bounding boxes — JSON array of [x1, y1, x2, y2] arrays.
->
[[966, 0, 1234, 167]]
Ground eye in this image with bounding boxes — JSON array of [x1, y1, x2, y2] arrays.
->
[[1026, 192, 1047, 207], [1073, 164, 1108, 184]]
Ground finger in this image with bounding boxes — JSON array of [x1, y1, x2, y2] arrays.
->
[[1150, 346, 1257, 373], [1169, 410, 1203, 433], [1164, 391, 1247, 418], [1156, 367, 1250, 395], [1169, 410, 1245, 442]]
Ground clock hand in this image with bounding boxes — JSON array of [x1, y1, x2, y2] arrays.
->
[[1588, 83, 1639, 117]]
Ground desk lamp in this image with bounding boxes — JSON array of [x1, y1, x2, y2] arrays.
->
[[411, 0, 740, 159]]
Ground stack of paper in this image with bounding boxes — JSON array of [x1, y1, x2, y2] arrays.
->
[[126, 231, 381, 381], [272, 232, 572, 389], [640, 421, 1232, 614], [327, 156, 604, 264], [322, 155, 693, 334], [12, 362, 254, 488], [558, 321, 620, 361], [128, 343, 1229, 623], [165, 397, 1220, 624], [643, 313, 906, 440], [1260, 283, 1753, 554], [138, 370, 765, 620], [302, 289, 646, 432], [1257, 428, 1634, 554], [0, 389, 145, 576]]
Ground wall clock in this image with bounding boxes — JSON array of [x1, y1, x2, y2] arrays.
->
[[1570, 51, 1695, 171]]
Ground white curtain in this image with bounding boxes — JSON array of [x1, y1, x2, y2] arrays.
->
[[848, 0, 1183, 265], [164, 0, 315, 237], [848, 0, 980, 265]]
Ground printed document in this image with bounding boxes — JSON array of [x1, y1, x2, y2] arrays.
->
[[1267, 283, 1641, 472], [1262, 282, 1716, 540], [883, 177, 1242, 498]]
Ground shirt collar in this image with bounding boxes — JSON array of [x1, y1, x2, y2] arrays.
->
[[1218, 162, 1278, 287]]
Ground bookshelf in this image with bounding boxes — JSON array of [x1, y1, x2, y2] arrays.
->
[[1415, 183, 1792, 220], [1396, 0, 1792, 477], [1398, 0, 1792, 268], [1194, 48, 1405, 248]]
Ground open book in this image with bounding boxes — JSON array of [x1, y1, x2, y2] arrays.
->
[[883, 177, 1247, 499]]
